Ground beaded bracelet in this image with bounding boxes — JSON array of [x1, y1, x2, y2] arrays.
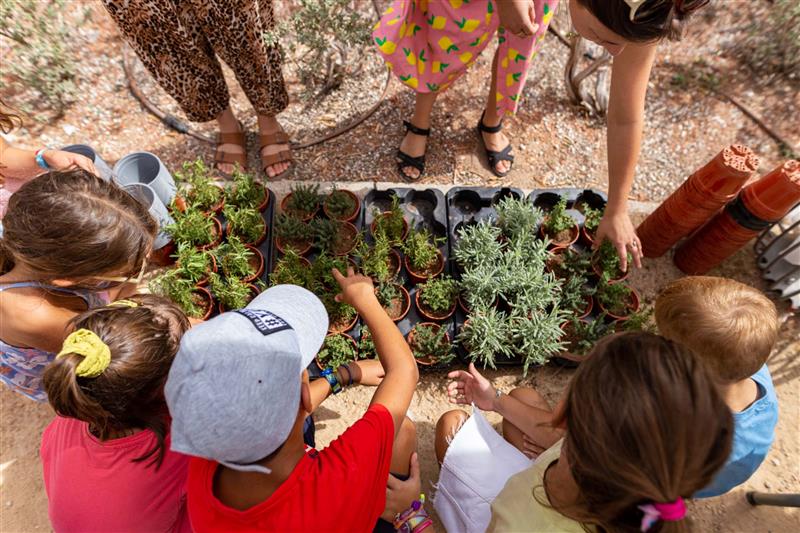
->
[[394, 494, 433, 533]]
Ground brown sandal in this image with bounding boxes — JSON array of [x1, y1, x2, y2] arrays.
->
[[214, 123, 248, 174], [259, 131, 293, 178]]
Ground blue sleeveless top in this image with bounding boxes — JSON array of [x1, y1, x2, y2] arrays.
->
[[0, 282, 108, 402]]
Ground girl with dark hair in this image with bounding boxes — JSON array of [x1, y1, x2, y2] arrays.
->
[[41, 295, 191, 532], [434, 332, 733, 532], [0, 170, 156, 401], [375, 0, 709, 271]]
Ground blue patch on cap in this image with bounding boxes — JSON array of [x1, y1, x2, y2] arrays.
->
[[235, 309, 293, 336]]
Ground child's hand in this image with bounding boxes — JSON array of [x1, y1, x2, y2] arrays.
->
[[521, 434, 545, 460], [332, 267, 376, 310], [497, 0, 539, 39], [347, 359, 385, 386], [447, 363, 497, 411], [43, 149, 98, 176], [381, 452, 421, 521]]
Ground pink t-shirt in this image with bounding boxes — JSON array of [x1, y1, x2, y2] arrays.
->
[[41, 416, 191, 533]]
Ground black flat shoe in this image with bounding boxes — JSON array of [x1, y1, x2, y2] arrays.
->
[[477, 111, 514, 177], [396, 120, 430, 181]]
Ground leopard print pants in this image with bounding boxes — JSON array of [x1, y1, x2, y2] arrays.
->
[[103, 0, 288, 122]]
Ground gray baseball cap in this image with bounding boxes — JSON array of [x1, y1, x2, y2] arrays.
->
[[165, 284, 328, 473]]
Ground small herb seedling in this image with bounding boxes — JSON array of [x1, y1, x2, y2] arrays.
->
[[453, 220, 503, 271], [223, 205, 265, 244], [582, 205, 603, 234], [325, 186, 356, 219], [372, 196, 406, 243], [270, 248, 311, 287], [317, 333, 357, 369], [355, 232, 393, 283], [358, 325, 377, 359], [165, 206, 216, 247], [376, 281, 401, 309], [496, 196, 543, 239], [149, 269, 208, 318], [457, 303, 514, 369], [595, 275, 634, 316], [286, 183, 320, 217], [173, 244, 213, 285], [225, 166, 266, 210], [593, 240, 631, 279], [175, 158, 222, 211], [410, 324, 453, 364], [543, 197, 576, 241], [418, 275, 458, 315], [214, 235, 256, 280], [275, 213, 313, 250], [209, 272, 253, 310], [403, 227, 444, 273]]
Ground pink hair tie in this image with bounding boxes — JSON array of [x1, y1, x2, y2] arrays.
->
[[638, 498, 686, 531]]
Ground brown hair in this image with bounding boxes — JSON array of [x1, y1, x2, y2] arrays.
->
[[551, 332, 733, 532], [0, 97, 23, 134], [654, 276, 778, 383], [576, 0, 709, 42], [0, 169, 157, 280], [43, 294, 189, 467]]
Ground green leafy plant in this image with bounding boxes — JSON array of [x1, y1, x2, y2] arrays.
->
[[225, 167, 266, 209], [403, 228, 444, 273], [209, 272, 253, 310], [595, 276, 634, 316], [417, 276, 459, 315], [542, 197, 576, 239], [149, 269, 208, 319], [582, 205, 603, 234], [557, 272, 594, 314], [270, 248, 311, 287], [355, 232, 394, 282], [176, 158, 222, 211], [372, 196, 406, 243], [215, 236, 256, 280], [510, 307, 568, 374], [593, 240, 630, 279], [317, 333, 358, 369], [324, 186, 357, 219], [565, 315, 612, 356], [165, 206, 217, 247], [285, 183, 320, 218], [312, 218, 359, 255], [224, 205, 266, 244], [358, 325, 377, 359], [376, 281, 401, 309], [453, 220, 503, 271], [309, 253, 358, 328], [496, 196, 543, 239], [409, 324, 454, 364], [173, 244, 213, 285], [618, 307, 655, 333], [457, 304, 514, 369], [275, 213, 313, 251]]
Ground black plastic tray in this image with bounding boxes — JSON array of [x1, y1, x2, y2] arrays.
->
[[529, 187, 607, 254]]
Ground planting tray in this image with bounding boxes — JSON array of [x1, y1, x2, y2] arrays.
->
[[529, 187, 608, 254], [362, 188, 456, 370]]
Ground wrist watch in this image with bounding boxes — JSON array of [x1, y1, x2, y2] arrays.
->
[[320, 367, 342, 394]]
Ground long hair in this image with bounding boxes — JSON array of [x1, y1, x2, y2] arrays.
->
[[577, 0, 710, 42]]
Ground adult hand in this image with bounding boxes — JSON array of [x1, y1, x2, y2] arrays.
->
[[348, 359, 385, 386], [497, 0, 539, 38], [381, 452, 422, 521], [42, 149, 98, 176], [447, 363, 497, 411], [594, 209, 643, 272], [332, 267, 376, 311]]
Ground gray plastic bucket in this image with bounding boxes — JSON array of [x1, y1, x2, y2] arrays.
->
[[61, 144, 113, 181], [114, 152, 176, 207], [123, 183, 174, 250]]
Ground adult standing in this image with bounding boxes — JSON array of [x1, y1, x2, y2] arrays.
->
[[103, 0, 293, 178], [375, 0, 710, 270]]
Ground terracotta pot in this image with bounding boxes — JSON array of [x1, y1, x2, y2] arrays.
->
[[328, 310, 359, 335], [369, 248, 404, 281], [553, 321, 585, 368], [275, 235, 313, 256], [407, 322, 451, 366], [580, 225, 597, 247], [544, 247, 567, 278], [539, 220, 579, 250], [149, 240, 176, 267], [191, 286, 214, 321], [323, 189, 361, 223], [332, 221, 360, 256], [379, 283, 411, 322], [217, 283, 261, 314], [256, 184, 271, 212], [405, 249, 445, 284], [576, 295, 594, 320], [370, 213, 410, 242], [191, 253, 218, 288], [241, 245, 265, 284], [315, 333, 359, 370], [591, 250, 629, 283], [457, 293, 470, 315], [415, 288, 456, 322], [280, 192, 318, 222], [226, 219, 267, 247], [198, 218, 224, 251], [598, 287, 640, 321]]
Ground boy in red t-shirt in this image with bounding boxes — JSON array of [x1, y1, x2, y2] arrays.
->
[[165, 269, 430, 532]]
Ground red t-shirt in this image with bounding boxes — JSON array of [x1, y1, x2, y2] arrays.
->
[[187, 404, 395, 533], [41, 416, 191, 533]]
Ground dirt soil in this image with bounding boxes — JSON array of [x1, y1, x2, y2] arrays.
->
[[2, 1, 799, 531]]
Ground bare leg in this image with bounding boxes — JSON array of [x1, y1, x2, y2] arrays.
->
[[502, 387, 554, 458], [434, 409, 470, 465], [398, 92, 438, 179], [258, 114, 292, 178], [390, 416, 417, 476], [481, 49, 512, 175], [216, 107, 245, 174]]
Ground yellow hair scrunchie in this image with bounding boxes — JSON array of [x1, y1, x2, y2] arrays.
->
[[107, 299, 139, 308], [56, 329, 111, 378]]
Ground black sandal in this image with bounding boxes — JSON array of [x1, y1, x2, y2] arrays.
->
[[396, 120, 430, 181], [477, 111, 514, 177]]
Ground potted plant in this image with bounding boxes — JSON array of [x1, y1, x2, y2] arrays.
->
[[416, 275, 458, 321], [370, 196, 408, 244], [274, 213, 314, 255], [209, 272, 260, 312], [309, 254, 359, 333], [616, 307, 655, 333], [223, 205, 267, 246], [174, 158, 224, 214], [509, 307, 569, 374], [173, 243, 216, 287], [270, 248, 312, 287], [214, 235, 264, 284], [355, 233, 401, 282], [556, 315, 612, 367], [376, 281, 410, 322], [402, 228, 445, 283], [358, 325, 376, 359], [281, 183, 320, 221], [149, 269, 214, 320], [312, 218, 360, 256], [557, 270, 595, 319], [595, 276, 640, 321], [453, 220, 503, 272], [580, 205, 603, 246], [225, 166, 269, 211], [546, 248, 590, 280], [495, 196, 543, 240], [316, 332, 358, 370], [540, 197, 579, 248], [407, 323, 454, 366], [323, 186, 360, 222], [456, 303, 513, 369], [591, 240, 631, 283], [165, 206, 222, 250]]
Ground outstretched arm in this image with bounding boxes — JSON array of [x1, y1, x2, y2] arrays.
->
[[0, 137, 97, 179]]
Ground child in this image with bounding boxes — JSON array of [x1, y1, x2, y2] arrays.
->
[[435, 332, 733, 532], [41, 295, 191, 532], [165, 271, 429, 532], [0, 169, 156, 401], [655, 275, 780, 498]]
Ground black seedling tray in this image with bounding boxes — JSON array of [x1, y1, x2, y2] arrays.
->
[[362, 188, 456, 370], [529, 187, 607, 254]]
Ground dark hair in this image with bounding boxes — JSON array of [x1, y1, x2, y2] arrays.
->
[[550, 332, 733, 532], [43, 295, 189, 467], [577, 0, 709, 42], [0, 169, 157, 278], [0, 97, 22, 134]]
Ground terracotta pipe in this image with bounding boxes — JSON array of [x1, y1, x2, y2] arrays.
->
[[674, 160, 800, 274], [637, 145, 759, 258]]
